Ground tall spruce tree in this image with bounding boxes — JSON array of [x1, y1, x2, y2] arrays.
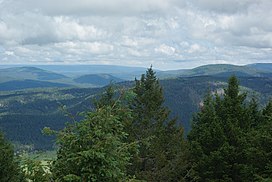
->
[[129, 67, 188, 181], [246, 99, 272, 180], [188, 76, 257, 181]]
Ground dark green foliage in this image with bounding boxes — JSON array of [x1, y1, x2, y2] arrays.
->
[[246, 100, 272, 180], [0, 131, 24, 182], [129, 67, 189, 181], [188, 76, 272, 181]]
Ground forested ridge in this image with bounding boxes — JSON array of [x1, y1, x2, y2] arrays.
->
[[1, 75, 272, 150], [0, 67, 272, 181]]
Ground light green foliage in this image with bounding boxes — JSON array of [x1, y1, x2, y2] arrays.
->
[[51, 88, 134, 181], [21, 157, 52, 182]]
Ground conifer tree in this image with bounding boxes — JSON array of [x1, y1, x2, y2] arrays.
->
[[246, 99, 272, 180], [188, 94, 227, 181], [129, 67, 188, 181], [188, 76, 257, 181], [0, 131, 24, 182], [51, 89, 134, 181]]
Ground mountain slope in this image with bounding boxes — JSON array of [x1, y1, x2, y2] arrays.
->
[[0, 67, 68, 82], [246, 63, 272, 72], [0, 80, 72, 91], [158, 64, 271, 79], [185, 64, 258, 76], [0, 75, 271, 150], [34, 65, 148, 79], [74, 74, 123, 86]]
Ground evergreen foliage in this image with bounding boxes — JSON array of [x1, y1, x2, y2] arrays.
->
[[188, 76, 272, 181], [1, 69, 272, 181], [128, 67, 189, 181], [51, 87, 134, 181], [0, 131, 24, 182]]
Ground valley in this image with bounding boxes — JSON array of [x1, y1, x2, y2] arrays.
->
[[0, 63, 271, 150]]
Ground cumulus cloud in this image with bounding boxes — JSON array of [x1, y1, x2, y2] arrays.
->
[[5, 0, 186, 16], [191, 0, 256, 14], [0, 0, 271, 69], [54, 41, 114, 55], [155, 44, 176, 56]]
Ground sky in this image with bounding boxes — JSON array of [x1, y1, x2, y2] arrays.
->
[[0, 0, 271, 70]]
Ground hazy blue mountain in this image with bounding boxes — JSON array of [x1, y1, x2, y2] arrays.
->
[[0, 80, 72, 91], [0, 64, 149, 80], [184, 64, 258, 76], [74, 74, 123, 86], [0, 67, 68, 82], [34, 65, 148, 79], [246, 63, 272, 72], [158, 64, 271, 79], [156, 69, 188, 79]]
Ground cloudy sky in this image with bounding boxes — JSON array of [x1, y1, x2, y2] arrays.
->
[[0, 0, 271, 70]]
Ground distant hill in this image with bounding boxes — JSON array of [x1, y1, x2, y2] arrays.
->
[[246, 63, 272, 72], [0, 67, 68, 82], [0, 79, 72, 91], [0, 75, 271, 150], [184, 64, 258, 76], [0, 65, 149, 81], [74, 74, 123, 86], [158, 64, 272, 79], [0, 63, 271, 90], [34, 65, 148, 79]]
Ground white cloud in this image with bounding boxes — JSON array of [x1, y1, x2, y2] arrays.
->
[[54, 17, 108, 41], [155, 44, 176, 56], [54, 41, 114, 55], [0, 0, 271, 69], [4, 51, 14, 56], [188, 44, 206, 54]]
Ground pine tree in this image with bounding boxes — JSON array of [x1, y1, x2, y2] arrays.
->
[[129, 67, 188, 181]]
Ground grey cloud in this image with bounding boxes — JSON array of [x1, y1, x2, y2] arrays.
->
[[187, 0, 272, 49], [0, 0, 271, 69], [9, 0, 186, 16], [191, 0, 258, 14]]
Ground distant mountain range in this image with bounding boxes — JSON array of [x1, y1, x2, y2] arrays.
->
[[0, 63, 271, 91], [0, 64, 147, 80], [0, 63, 271, 150], [0, 66, 127, 89], [159, 63, 272, 78], [0, 66, 68, 82]]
